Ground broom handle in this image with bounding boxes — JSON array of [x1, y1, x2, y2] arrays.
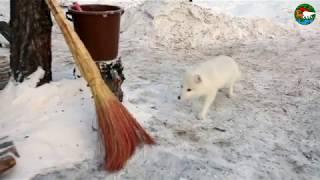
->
[[45, 0, 104, 85]]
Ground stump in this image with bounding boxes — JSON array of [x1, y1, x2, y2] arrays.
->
[[97, 58, 125, 102]]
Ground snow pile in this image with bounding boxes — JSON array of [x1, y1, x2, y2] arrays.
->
[[0, 68, 99, 180], [121, 1, 298, 50]]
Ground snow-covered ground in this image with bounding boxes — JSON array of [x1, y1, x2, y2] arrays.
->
[[1, 0, 320, 180]]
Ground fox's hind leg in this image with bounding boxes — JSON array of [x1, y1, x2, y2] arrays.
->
[[227, 77, 238, 98], [227, 70, 241, 98], [227, 82, 234, 98]]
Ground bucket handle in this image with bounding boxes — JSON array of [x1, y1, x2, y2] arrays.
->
[[66, 11, 73, 21]]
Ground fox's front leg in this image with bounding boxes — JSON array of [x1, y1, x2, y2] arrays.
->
[[197, 89, 217, 120]]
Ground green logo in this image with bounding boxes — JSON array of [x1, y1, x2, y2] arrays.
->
[[295, 4, 316, 25]]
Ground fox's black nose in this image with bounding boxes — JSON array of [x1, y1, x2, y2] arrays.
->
[[178, 96, 181, 100]]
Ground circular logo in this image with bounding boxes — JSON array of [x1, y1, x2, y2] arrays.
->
[[295, 4, 316, 25]]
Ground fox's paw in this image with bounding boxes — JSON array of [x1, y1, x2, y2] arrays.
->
[[227, 92, 234, 98], [196, 113, 205, 120]]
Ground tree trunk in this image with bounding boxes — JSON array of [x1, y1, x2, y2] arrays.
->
[[10, 0, 52, 86]]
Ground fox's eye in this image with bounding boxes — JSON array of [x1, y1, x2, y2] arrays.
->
[[187, 88, 192, 92]]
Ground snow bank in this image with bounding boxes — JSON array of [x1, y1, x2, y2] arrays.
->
[[121, 1, 298, 50], [0, 69, 99, 180]]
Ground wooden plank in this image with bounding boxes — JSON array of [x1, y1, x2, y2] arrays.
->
[[0, 155, 16, 175]]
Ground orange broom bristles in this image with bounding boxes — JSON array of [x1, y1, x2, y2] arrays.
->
[[96, 95, 155, 170], [45, 0, 155, 171], [94, 83, 155, 171]]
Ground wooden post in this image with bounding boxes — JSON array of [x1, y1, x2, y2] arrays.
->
[[10, 0, 53, 86], [0, 155, 16, 174]]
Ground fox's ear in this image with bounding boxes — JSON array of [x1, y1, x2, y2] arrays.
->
[[194, 74, 202, 84]]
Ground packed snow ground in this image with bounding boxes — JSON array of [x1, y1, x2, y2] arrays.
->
[[1, 0, 320, 180]]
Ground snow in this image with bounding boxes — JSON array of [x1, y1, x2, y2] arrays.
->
[[120, 1, 299, 50], [0, 68, 99, 179], [1, 0, 320, 180]]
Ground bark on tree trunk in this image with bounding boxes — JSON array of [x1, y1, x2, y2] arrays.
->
[[10, 0, 53, 86]]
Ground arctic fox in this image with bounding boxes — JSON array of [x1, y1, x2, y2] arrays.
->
[[178, 56, 241, 119], [303, 11, 316, 19]]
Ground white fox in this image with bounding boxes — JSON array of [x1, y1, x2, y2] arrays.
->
[[303, 11, 316, 19], [178, 56, 241, 119]]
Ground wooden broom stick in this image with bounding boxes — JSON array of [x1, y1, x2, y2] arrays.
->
[[45, 0, 155, 171]]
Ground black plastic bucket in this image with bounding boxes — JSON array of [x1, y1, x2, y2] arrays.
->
[[66, 4, 124, 61]]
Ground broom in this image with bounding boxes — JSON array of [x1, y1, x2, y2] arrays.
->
[[45, 0, 155, 171]]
